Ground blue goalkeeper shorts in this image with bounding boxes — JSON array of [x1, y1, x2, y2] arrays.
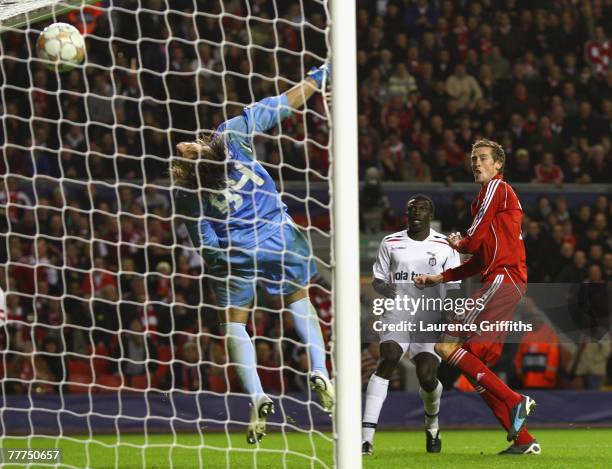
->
[[208, 222, 317, 307]]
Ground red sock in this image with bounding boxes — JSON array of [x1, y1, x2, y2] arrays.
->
[[515, 426, 534, 445], [448, 347, 522, 407], [475, 384, 534, 445]]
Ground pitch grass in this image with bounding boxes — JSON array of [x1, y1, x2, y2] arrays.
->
[[2, 429, 612, 468]]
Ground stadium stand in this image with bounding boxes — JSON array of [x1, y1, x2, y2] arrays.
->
[[0, 0, 609, 398]]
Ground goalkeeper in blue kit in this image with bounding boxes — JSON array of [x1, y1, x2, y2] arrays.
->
[[172, 64, 333, 444]]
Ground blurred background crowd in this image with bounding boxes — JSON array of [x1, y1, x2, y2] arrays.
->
[[355, 0, 610, 184], [0, 0, 610, 396], [355, 0, 611, 393], [0, 0, 331, 396]]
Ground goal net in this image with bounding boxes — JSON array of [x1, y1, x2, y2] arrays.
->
[[0, 1, 354, 467]]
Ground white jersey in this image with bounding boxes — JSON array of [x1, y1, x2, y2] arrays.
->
[[371, 228, 462, 355], [373, 228, 461, 302]]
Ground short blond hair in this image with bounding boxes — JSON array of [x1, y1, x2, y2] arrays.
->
[[472, 139, 506, 174]]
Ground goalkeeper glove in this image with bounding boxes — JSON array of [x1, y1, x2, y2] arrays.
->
[[307, 62, 330, 88]]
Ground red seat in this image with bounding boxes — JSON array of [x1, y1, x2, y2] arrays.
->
[[68, 373, 91, 394], [130, 374, 148, 389], [157, 345, 172, 363], [152, 346, 171, 388], [93, 344, 111, 374], [68, 359, 92, 378], [95, 374, 122, 393], [208, 375, 227, 393], [68, 360, 92, 394], [291, 214, 308, 227], [313, 213, 330, 230]]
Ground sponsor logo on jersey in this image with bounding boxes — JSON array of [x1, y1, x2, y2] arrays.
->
[[427, 251, 437, 266], [394, 271, 411, 281], [394, 271, 428, 281]]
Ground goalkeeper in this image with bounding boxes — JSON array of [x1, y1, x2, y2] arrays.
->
[[172, 64, 333, 445]]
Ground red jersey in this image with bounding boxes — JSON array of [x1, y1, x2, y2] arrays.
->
[[442, 174, 527, 284], [585, 39, 610, 77]]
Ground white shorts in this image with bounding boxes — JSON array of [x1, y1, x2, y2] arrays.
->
[[379, 309, 441, 361]]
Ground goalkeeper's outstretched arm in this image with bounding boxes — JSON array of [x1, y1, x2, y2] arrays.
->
[[236, 63, 329, 136], [285, 63, 330, 109], [174, 63, 329, 168]]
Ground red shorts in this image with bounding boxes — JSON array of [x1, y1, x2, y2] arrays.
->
[[449, 270, 525, 366]]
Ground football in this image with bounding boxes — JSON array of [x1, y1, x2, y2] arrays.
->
[[36, 22, 85, 72]]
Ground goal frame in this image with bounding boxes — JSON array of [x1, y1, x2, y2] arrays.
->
[[0, 0, 98, 33], [0, 0, 363, 466], [330, 1, 361, 468]]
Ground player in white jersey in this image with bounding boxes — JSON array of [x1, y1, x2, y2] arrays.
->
[[362, 195, 461, 455]]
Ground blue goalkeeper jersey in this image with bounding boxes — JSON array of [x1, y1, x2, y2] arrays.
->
[[175, 94, 293, 252]]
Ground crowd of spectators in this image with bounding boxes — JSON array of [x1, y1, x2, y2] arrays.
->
[[1, 0, 330, 185], [355, 0, 611, 390], [0, 0, 610, 396], [356, 0, 611, 186], [0, 169, 333, 395], [522, 194, 611, 283], [0, 1, 332, 395]]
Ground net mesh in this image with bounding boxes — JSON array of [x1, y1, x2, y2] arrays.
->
[[0, 1, 333, 467]]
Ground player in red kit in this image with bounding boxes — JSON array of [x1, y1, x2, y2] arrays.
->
[[415, 139, 540, 455]]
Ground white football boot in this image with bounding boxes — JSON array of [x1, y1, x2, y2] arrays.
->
[[309, 371, 335, 414], [246, 394, 275, 444]]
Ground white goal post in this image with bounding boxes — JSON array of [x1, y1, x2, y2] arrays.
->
[[0, 0, 98, 31], [330, 0, 361, 467]]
